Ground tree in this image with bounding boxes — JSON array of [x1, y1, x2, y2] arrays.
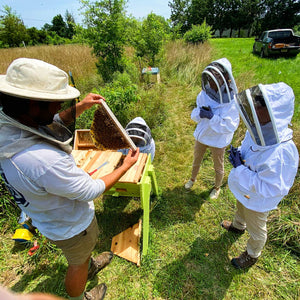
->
[[65, 10, 76, 39], [80, 0, 128, 82], [260, 0, 300, 32], [51, 14, 67, 37], [169, 0, 300, 37], [133, 13, 170, 66], [188, 0, 213, 31], [169, 0, 191, 33], [0, 6, 28, 47], [234, 0, 262, 37], [27, 27, 48, 45]]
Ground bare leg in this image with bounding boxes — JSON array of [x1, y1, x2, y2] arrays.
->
[[65, 256, 90, 297]]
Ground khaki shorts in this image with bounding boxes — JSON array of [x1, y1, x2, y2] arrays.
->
[[49, 216, 100, 265]]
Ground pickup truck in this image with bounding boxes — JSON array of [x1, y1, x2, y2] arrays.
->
[[253, 29, 300, 57]]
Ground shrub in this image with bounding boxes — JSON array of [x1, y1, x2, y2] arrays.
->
[[183, 20, 212, 44], [76, 72, 140, 128], [132, 13, 170, 66], [293, 24, 300, 35]]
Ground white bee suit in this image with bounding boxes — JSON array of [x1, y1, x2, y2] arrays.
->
[[229, 82, 299, 212]]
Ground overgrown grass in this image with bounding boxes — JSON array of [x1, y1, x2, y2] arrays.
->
[[0, 44, 100, 95], [0, 40, 299, 299]]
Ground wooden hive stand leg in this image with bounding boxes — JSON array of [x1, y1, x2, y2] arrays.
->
[[148, 164, 159, 196], [140, 176, 151, 256]]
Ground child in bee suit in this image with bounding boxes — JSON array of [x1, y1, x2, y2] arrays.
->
[[184, 58, 240, 199], [222, 83, 299, 269], [119, 117, 155, 162]]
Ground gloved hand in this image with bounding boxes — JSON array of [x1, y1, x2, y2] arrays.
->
[[200, 106, 213, 119], [228, 145, 243, 168]]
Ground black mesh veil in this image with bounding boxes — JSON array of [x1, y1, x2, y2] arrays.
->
[[236, 85, 279, 146]]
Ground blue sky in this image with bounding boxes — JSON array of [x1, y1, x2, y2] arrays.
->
[[2, 0, 171, 29]]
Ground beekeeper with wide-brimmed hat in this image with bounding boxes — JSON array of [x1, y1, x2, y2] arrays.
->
[[0, 58, 139, 300]]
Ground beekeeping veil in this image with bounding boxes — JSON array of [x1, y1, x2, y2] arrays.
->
[[201, 58, 238, 104], [125, 117, 152, 147], [119, 117, 155, 161], [235, 84, 285, 146]]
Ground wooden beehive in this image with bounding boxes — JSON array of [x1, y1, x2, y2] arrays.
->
[[73, 129, 97, 150]]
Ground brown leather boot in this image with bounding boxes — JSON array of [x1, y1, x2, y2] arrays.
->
[[84, 283, 107, 300], [231, 251, 258, 269], [221, 220, 245, 234], [88, 251, 113, 280]]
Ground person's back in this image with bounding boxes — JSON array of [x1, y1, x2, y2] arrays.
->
[[0, 141, 103, 240]]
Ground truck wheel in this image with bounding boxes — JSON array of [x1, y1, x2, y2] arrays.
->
[[260, 49, 264, 58]]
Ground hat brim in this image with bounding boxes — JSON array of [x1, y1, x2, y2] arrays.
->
[[0, 75, 80, 101]]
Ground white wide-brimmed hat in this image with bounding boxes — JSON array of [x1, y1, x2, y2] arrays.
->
[[0, 58, 80, 101]]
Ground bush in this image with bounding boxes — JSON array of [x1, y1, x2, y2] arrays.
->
[[184, 20, 212, 44], [76, 72, 140, 128], [293, 24, 300, 35]]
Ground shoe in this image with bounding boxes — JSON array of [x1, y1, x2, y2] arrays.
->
[[209, 188, 220, 199], [221, 220, 245, 234], [88, 251, 113, 280], [231, 251, 258, 269], [84, 283, 107, 300], [184, 180, 194, 190]]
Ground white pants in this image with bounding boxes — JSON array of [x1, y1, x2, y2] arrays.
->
[[233, 201, 269, 258]]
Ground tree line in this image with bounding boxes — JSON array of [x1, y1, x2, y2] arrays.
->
[[169, 0, 300, 37], [1, 0, 299, 86], [0, 5, 76, 48]]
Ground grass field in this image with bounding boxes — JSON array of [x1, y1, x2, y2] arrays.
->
[[0, 38, 299, 299]]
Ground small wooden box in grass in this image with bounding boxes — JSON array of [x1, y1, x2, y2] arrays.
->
[[142, 67, 161, 84]]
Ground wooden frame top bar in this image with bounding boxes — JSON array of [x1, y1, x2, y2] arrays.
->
[[72, 150, 147, 184]]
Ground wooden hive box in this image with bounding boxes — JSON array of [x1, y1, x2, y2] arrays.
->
[[73, 129, 98, 150], [72, 129, 147, 184]]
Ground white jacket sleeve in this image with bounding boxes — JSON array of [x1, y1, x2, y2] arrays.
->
[[209, 106, 240, 134], [191, 93, 202, 123], [228, 139, 299, 212]]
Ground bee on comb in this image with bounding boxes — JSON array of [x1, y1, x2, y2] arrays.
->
[[90, 100, 137, 151]]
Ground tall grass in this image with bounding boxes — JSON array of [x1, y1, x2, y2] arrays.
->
[[161, 40, 212, 86], [0, 44, 100, 95]]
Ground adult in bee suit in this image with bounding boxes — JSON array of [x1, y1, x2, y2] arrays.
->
[[184, 58, 240, 199], [222, 83, 299, 269], [0, 58, 139, 300]]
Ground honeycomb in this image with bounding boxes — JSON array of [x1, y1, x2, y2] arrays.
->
[[90, 104, 131, 150]]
